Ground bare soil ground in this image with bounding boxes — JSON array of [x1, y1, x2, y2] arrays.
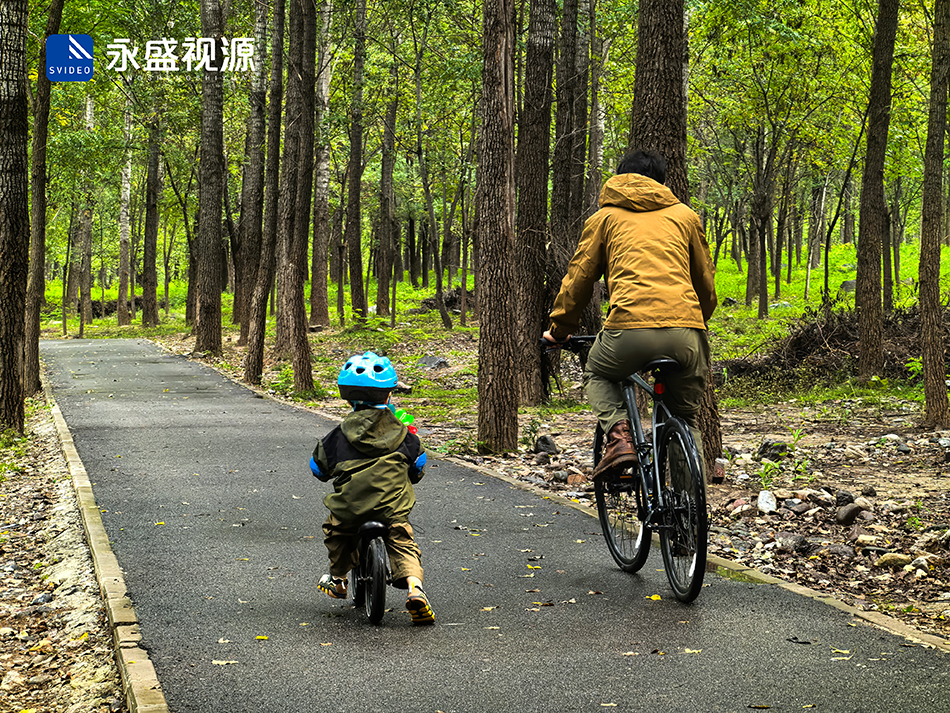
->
[[0, 409, 126, 713]]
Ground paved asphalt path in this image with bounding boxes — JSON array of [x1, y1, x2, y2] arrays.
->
[[42, 339, 948, 713]]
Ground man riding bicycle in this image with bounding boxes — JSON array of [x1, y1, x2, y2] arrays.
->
[[543, 149, 717, 481]]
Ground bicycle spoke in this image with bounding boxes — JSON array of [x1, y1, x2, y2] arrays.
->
[[658, 418, 707, 602]]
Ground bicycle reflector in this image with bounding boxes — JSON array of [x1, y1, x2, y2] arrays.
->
[[654, 381, 666, 395]]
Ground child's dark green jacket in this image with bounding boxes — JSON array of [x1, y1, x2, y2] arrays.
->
[[310, 407, 426, 524]]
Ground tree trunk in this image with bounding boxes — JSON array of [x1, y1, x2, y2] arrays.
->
[[245, 0, 285, 384], [141, 116, 161, 328], [274, 0, 305, 356], [377, 83, 398, 317], [345, 0, 368, 323], [515, 0, 555, 406], [920, 0, 950, 428], [629, 0, 722, 480], [194, 0, 226, 355], [857, 0, 898, 381], [79, 97, 94, 326], [284, 0, 316, 391], [309, 0, 333, 328], [236, 0, 269, 345], [0, 0, 29, 432], [549, 0, 581, 295], [24, 0, 63, 395], [118, 102, 132, 327], [477, 0, 518, 453]]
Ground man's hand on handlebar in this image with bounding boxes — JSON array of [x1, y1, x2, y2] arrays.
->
[[542, 330, 571, 345]]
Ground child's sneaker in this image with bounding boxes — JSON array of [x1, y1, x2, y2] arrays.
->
[[317, 574, 348, 599], [406, 585, 435, 625]]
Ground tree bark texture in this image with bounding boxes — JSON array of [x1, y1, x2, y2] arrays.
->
[[195, 0, 226, 355], [291, 0, 316, 391], [309, 0, 333, 327], [345, 0, 368, 323], [477, 0, 519, 453], [274, 0, 305, 356], [236, 0, 269, 344], [141, 117, 161, 327], [245, 0, 285, 384], [118, 103, 132, 326], [629, 0, 722, 479], [919, 0, 950, 427], [857, 0, 899, 381], [628, 0, 689, 196], [24, 0, 64, 395], [79, 97, 94, 326], [515, 0, 555, 406], [0, 0, 28, 432], [548, 0, 581, 282], [377, 87, 398, 317]]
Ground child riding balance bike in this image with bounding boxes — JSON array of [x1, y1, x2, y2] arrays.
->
[[309, 352, 434, 625]]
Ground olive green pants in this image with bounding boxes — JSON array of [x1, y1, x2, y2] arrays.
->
[[583, 327, 710, 474], [323, 513, 423, 586]]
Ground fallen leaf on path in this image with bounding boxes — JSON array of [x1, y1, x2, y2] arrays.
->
[[320, 642, 332, 646], [218, 638, 231, 644], [256, 635, 268, 640], [212, 660, 239, 666], [684, 648, 702, 654], [621, 651, 639, 656], [646, 594, 661, 601]]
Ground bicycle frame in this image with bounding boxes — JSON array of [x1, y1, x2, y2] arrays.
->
[[619, 372, 676, 529]]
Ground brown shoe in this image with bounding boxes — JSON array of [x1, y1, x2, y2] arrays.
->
[[593, 420, 638, 479]]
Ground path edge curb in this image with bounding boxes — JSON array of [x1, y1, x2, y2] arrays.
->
[[42, 374, 171, 713], [446, 455, 950, 654]]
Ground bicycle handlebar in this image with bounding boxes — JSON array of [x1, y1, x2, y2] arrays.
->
[[539, 335, 596, 355]]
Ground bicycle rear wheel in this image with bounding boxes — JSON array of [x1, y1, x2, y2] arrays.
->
[[657, 417, 707, 602], [593, 424, 651, 573], [364, 537, 388, 625]]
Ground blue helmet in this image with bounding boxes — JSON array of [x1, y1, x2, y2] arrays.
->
[[337, 352, 397, 403]]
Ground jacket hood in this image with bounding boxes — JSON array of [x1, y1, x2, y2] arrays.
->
[[599, 173, 680, 213], [340, 407, 407, 457]]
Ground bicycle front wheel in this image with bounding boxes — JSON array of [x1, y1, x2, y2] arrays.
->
[[657, 417, 708, 602], [364, 537, 388, 625], [593, 424, 651, 573]]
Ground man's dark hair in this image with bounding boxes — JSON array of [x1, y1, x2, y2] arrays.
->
[[616, 150, 667, 184]]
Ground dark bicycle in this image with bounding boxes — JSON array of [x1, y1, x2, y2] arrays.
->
[[348, 521, 390, 624], [542, 335, 708, 602]]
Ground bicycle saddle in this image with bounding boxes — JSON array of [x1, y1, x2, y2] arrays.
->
[[358, 521, 389, 538], [643, 358, 681, 373]]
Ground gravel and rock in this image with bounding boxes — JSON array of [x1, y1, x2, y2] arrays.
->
[[0, 404, 126, 713]]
